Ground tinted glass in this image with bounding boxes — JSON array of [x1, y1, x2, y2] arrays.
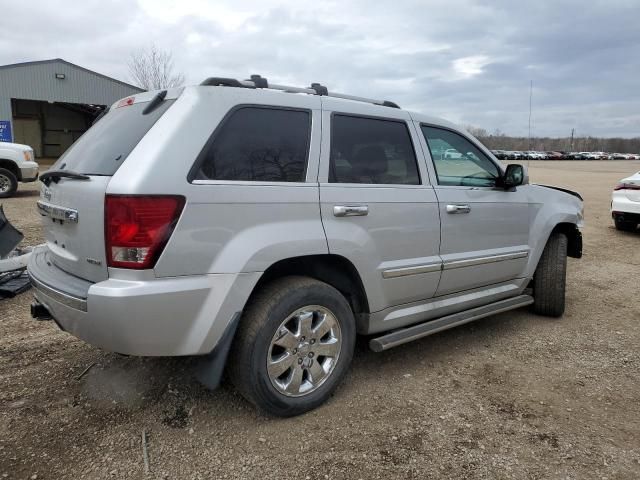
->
[[421, 126, 500, 187], [52, 100, 175, 176], [329, 115, 420, 185], [195, 107, 310, 182]]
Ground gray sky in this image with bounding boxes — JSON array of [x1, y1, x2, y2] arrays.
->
[[1, 0, 639, 137]]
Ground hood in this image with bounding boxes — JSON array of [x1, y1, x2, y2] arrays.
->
[[0, 142, 31, 152], [532, 183, 583, 201]]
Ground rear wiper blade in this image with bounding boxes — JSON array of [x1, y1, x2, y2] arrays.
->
[[40, 170, 90, 186], [142, 90, 167, 115]]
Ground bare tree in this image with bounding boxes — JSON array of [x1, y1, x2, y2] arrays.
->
[[128, 44, 185, 90]]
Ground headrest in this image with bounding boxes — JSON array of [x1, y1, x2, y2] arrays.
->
[[350, 145, 388, 180]]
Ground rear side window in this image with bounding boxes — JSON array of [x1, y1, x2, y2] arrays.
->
[[52, 99, 174, 176], [329, 115, 420, 185], [193, 107, 310, 182]]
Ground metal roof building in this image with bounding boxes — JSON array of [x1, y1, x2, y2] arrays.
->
[[0, 58, 143, 157]]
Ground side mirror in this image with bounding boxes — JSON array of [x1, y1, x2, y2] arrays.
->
[[501, 164, 528, 189]]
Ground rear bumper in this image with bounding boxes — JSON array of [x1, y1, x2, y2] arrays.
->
[[612, 211, 640, 223], [27, 248, 260, 356], [612, 194, 640, 216]]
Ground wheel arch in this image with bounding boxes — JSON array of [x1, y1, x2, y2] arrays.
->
[[550, 222, 582, 258], [249, 254, 370, 326], [0, 159, 21, 180]]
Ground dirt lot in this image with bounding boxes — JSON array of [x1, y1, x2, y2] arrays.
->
[[1, 161, 639, 479]]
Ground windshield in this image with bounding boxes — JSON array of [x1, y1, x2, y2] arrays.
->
[[51, 99, 174, 176]]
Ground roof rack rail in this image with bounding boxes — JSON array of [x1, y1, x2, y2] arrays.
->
[[199, 75, 400, 109]]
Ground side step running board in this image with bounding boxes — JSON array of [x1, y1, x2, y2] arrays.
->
[[369, 295, 534, 352]]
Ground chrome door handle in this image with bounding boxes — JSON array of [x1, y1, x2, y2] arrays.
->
[[446, 204, 471, 214], [333, 205, 369, 217]]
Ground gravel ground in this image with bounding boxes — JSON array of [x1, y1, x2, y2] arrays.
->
[[1, 160, 639, 479]]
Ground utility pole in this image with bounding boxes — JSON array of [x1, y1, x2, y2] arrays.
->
[[570, 128, 574, 151], [528, 80, 533, 150]]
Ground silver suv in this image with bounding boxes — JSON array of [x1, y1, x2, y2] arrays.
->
[[28, 76, 583, 416]]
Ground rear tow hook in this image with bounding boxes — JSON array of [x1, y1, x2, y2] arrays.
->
[[31, 301, 52, 321]]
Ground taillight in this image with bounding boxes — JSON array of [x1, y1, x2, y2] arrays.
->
[[105, 195, 185, 269], [614, 183, 640, 191]]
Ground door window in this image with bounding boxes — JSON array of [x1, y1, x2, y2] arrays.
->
[[421, 126, 500, 187], [329, 115, 420, 185], [193, 107, 310, 182]]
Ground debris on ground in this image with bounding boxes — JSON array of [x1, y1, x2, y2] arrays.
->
[[142, 429, 150, 475], [0, 204, 35, 299]]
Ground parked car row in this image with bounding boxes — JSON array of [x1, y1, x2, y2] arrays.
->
[[491, 150, 640, 161]]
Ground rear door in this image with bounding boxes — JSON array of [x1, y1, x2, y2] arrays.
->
[[418, 124, 531, 296], [37, 94, 176, 283], [319, 100, 441, 313]]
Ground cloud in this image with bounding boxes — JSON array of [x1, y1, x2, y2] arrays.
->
[[0, 0, 638, 137], [452, 56, 492, 80]]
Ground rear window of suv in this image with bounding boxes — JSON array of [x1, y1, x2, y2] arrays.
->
[[51, 99, 175, 176]]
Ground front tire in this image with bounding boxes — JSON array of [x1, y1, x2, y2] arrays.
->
[[228, 276, 356, 417], [0, 168, 18, 198], [532, 232, 568, 317]]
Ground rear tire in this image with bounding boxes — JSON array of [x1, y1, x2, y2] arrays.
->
[[228, 276, 356, 417], [532, 232, 568, 317], [0, 168, 18, 198], [614, 215, 637, 232]]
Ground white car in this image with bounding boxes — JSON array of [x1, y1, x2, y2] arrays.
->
[[0, 142, 39, 197], [525, 151, 545, 160], [444, 148, 463, 159], [612, 171, 640, 231]]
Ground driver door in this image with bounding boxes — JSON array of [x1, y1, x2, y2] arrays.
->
[[419, 124, 532, 296]]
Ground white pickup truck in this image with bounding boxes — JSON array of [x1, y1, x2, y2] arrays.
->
[[0, 142, 39, 197]]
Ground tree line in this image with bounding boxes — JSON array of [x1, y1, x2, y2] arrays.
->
[[466, 126, 640, 153]]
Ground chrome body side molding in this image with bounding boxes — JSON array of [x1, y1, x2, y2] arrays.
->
[[382, 251, 529, 278], [443, 251, 529, 270], [382, 263, 441, 279]]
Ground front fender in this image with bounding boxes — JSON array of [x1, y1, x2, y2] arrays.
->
[[524, 186, 583, 278]]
